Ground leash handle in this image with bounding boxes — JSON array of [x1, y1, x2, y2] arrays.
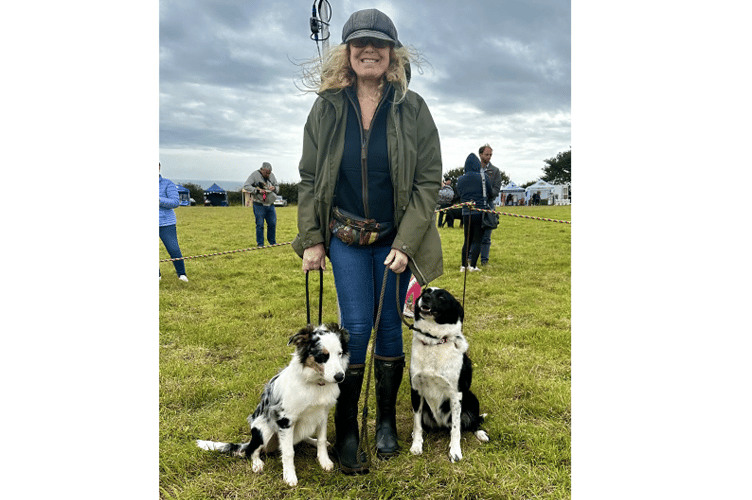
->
[[305, 269, 323, 325]]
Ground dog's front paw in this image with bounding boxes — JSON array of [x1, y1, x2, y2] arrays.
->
[[449, 445, 463, 463], [252, 457, 264, 473], [410, 442, 423, 455], [283, 470, 298, 487], [475, 430, 489, 442], [319, 454, 334, 471]]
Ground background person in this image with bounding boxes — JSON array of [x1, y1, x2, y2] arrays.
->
[[244, 162, 279, 247], [159, 163, 188, 282], [444, 188, 463, 228], [292, 8, 443, 475], [473, 144, 502, 265], [436, 179, 455, 228], [456, 153, 493, 272]]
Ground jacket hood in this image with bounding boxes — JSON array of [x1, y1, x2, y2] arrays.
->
[[464, 153, 481, 174]]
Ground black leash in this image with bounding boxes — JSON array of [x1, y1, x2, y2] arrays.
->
[[356, 266, 390, 468], [462, 212, 471, 309], [305, 269, 323, 325], [396, 276, 452, 344]]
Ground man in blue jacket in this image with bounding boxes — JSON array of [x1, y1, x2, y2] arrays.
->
[[456, 154, 493, 271]]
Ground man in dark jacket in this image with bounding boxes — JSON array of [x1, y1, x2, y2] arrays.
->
[[473, 144, 502, 265], [456, 153, 493, 271]]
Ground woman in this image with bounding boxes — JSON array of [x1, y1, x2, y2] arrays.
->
[[456, 153, 493, 272], [159, 162, 188, 282], [292, 9, 443, 474]]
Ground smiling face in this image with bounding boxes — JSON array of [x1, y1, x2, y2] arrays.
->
[[415, 287, 464, 326], [349, 39, 392, 83]]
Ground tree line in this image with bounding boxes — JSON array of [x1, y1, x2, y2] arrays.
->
[[442, 148, 571, 189], [180, 149, 570, 206]]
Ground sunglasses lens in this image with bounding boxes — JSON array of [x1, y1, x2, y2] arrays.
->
[[351, 38, 390, 48]]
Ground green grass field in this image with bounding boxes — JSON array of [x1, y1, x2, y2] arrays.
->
[[159, 204, 571, 499]]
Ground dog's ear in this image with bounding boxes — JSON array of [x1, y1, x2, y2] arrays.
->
[[288, 325, 314, 346], [329, 323, 350, 344], [328, 323, 350, 356], [440, 288, 464, 323]]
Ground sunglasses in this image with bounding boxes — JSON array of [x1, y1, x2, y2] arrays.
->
[[349, 37, 393, 49]]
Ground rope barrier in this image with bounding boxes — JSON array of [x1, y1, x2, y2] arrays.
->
[[435, 202, 571, 225], [160, 204, 568, 263], [159, 241, 292, 263]]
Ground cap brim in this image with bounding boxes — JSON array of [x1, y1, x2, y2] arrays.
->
[[344, 29, 400, 47]]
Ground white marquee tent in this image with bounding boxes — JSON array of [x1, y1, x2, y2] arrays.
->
[[500, 181, 526, 205], [526, 180, 556, 202], [552, 183, 571, 205]]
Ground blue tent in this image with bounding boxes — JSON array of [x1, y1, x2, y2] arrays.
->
[[204, 183, 229, 206], [176, 184, 191, 206]]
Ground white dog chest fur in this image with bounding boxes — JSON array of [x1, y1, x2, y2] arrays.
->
[[410, 338, 466, 422]]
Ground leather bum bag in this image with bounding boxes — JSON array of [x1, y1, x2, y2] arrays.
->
[[329, 207, 395, 246]]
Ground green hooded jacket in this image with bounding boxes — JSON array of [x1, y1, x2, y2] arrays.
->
[[292, 85, 444, 286]]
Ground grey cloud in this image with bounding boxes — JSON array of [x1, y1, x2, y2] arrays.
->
[[159, 0, 570, 183]]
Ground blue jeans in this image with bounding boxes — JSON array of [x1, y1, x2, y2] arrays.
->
[[329, 237, 412, 365], [471, 227, 493, 264], [159, 224, 186, 276], [253, 204, 276, 247]]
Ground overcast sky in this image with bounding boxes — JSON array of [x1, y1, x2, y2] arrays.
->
[[159, 0, 571, 187]]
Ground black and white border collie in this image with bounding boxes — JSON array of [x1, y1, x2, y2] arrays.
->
[[409, 287, 489, 462], [197, 323, 350, 487]]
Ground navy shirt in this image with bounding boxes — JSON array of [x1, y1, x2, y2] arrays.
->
[[334, 86, 395, 225]]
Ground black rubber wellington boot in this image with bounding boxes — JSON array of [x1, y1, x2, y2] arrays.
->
[[334, 364, 369, 474], [374, 355, 405, 458]]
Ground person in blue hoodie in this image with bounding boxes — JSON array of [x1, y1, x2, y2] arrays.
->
[[456, 153, 493, 272], [159, 163, 188, 281]]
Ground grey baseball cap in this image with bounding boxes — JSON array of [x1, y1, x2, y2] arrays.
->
[[261, 162, 272, 171], [342, 9, 401, 47]]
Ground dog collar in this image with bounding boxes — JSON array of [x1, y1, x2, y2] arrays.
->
[[420, 337, 448, 346], [412, 325, 449, 346]]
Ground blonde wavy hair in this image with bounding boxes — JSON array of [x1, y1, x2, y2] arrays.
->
[[300, 43, 425, 103]]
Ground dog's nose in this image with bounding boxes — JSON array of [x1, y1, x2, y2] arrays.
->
[[334, 372, 345, 383]]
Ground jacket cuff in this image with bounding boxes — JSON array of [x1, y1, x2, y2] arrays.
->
[[391, 237, 413, 258]]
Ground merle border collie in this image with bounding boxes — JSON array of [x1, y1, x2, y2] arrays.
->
[[409, 287, 489, 462], [196, 323, 350, 486]]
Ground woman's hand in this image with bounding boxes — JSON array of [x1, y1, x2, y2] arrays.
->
[[384, 248, 409, 274], [302, 243, 326, 272]]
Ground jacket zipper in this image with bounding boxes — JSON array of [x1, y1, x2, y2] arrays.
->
[[392, 104, 401, 219], [348, 88, 391, 220], [361, 128, 370, 219]]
